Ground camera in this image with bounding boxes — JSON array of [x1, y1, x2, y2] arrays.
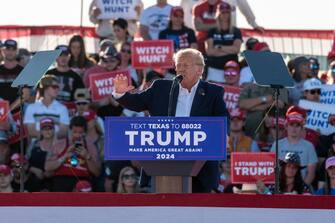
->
[[74, 141, 83, 148]]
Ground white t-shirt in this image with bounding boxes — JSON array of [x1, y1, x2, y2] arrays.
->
[[24, 99, 70, 131], [239, 66, 255, 85], [140, 4, 173, 40]]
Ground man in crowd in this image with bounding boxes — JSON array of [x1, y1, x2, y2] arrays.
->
[[0, 164, 13, 192], [140, 0, 173, 40], [0, 39, 23, 104], [112, 48, 229, 192], [271, 106, 318, 185], [24, 75, 69, 139], [223, 60, 241, 86]]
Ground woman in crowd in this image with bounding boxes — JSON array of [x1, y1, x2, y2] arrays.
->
[[117, 166, 141, 193], [315, 156, 335, 195], [27, 118, 56, 191], [68, 35, 95, 76], [205, 1, 242, 83], [113, 18, 133, 52]]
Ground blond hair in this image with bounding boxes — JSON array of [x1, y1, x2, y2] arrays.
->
[[173, 48, 205, 67]]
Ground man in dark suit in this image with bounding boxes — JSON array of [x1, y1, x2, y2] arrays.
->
[[113, 48, 229, 192]]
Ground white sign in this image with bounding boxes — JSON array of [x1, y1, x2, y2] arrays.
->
[[320, 84, 335, 105], [97, 0, 139, 20], [299, 99, 335, 135]]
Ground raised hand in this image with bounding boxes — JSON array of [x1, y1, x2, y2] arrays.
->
[[113, 74, 134, 94]]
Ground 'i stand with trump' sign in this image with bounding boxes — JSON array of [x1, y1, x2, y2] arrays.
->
[[104, 117, 227, 160], [231, 152, 276, 184], [131, 40, 174, 69]]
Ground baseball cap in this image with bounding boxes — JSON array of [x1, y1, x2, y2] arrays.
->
[[74, 88, 91, 103], [4, 39, 18, 49], [224, 61, 240, 76], [286, 106, 306, 125], [303, 78, 322, 91], [270, 117, 285, 129], [40, 118, 55, 129], [10, 153, 28, 164], [281, 152, 303, 167], [75, 180, 92, 192], [252, 42, 269, 51], [326, 156, 335, 169], [55, 45, 70, 55], [246, 37, 259, 50], [0, 165, 11, 176], [100, 46, 120, 60], [230, 108, 246, 120], [171, 6, 184, 17]]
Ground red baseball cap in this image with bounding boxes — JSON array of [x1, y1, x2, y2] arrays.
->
[[170, 6, 184, 17], [224, 61, 240, 76], [216, 2, 232, 13], [230, 108, 246, 120], [10, 153, 28, 164], [0, 165, 11, 176], [40, 118, 55, 129], [81, 111, 97, 122], [75, 180, 92, 192], [252, 42, 270, 51]]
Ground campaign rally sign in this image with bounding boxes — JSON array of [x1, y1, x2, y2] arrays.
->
[[0, 100, 9, 122], [214, 84, 241, 112], [89, 69, 131, 102], [131, 40, 174, 69], [299, 99, 335, 135], [105, 117, 227, 160], [320, 84, 335, 105], [231, 152, 276, 184], [96, 0, 140, 20], [8, 112, 28, 144]]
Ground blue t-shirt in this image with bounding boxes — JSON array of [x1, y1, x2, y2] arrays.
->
[[315, 188, 335, 195]]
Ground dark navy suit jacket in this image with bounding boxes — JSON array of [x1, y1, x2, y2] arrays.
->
[[117, 79, 229, 192]]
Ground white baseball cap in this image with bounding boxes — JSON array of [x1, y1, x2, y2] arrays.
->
[[303, 78, 322, 91]]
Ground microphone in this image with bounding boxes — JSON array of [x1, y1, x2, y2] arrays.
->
[[174, 74, 184, 83]]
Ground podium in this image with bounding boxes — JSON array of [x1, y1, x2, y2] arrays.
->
[[137, 160, 205, 193]]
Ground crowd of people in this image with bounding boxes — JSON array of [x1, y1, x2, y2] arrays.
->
[[0, 0, 335, 195]]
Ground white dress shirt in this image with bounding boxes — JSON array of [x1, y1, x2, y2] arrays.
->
[[175, 80, 200, 117]]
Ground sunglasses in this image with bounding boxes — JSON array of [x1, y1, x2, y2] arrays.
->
[[76, 102, 88, 106], [50, 84, 59, 89], [307, 89, 321, 95], [102, 58, 118, 63], [122, 174, 137, 180], [224, 71, 238, 76], [310, 64, 319, 70], [121, 49, 131, 53]]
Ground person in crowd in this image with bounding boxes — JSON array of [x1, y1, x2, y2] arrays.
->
[[288, 56, 313, 105], [24, 75, 70, 139], [84, 46, 124, 118], [238, 78, 288, 138], [16, 48, 31, 67], [302, 78, 322, 103], [270, 152, 312, 194], [113, 18, 133, 52], [270, 106, 318, 185], [139, 0, 173, 40], [118, 42, 141, 88], [10, 153, 31, 192], [117, 166, 141, 193], [309, 57, 320, 79], [112, 48, 229, 192], [256, 116, 286, 152], [0, 106, 16, 164], [0, 39, 23, 105], [27, 118, 56, 191], [68, 35, 95, 76], [205, 2, 242, 83], [45, 116, 101, 192], [46, 45, 85, 104], [316, 156, 335, 195], [159, 6, 197, 52], [74, 89, 104, 160], [223, 60, 240, 86], [228, 107, 259, 154], [0, 164, 13, 192], [89, 0, 143, 40]]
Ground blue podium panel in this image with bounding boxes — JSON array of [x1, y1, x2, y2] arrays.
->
[[105, 117, 227, 161]]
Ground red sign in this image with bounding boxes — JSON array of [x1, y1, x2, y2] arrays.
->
[[214, 84, 241, 112], [131, 40, 174, 69], [89, 69, 131, 102], [8, 112, 28, 144], [0, 100, 9, 122], [231, 152, 276, 184]]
